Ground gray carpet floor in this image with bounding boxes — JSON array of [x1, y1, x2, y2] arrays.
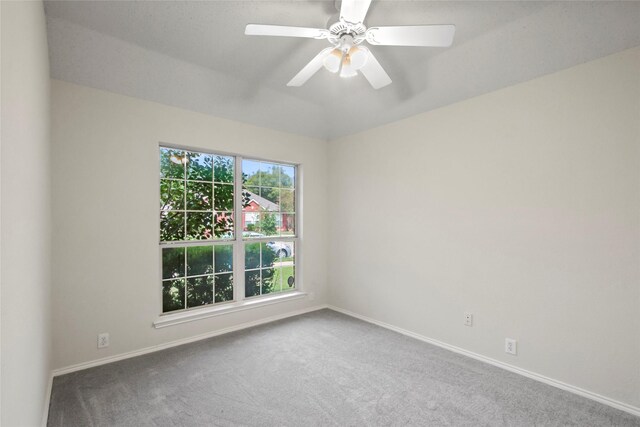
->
[[48, 309, 640, 426]]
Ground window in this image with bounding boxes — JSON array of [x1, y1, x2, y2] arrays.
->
[[242, 159, 296, 298], [159, 146, 298, 314]]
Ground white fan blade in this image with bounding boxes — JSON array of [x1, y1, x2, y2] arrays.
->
[[245, 24, 328, 39], [359, 49, 391, 89], [366, 25, 456, 47], [340, 0, 372, 25], [287, 48, 333, 87]]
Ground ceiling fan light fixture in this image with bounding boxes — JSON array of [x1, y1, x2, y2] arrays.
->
[[339, 67, 358, 78], [348, 46, 368, 70], [339, 55, 358, 78], [323, 48, 343, 73]]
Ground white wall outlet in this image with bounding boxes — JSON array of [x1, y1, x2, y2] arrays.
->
[[464, 312, 473, 327], [309, 291, 316, 301], [97, 332, 110, 349], [505, 338, 517, 355]]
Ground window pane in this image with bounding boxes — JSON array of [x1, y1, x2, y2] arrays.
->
[[187, 245, 213, 276], [214, 155, 234, 183], [277, 263, 295, 291], [186, 181, 212, 211], [259, 187, 279, 206], [283, 265, 296, 289], [215, 273, 233, 302], [280, 189, 294, 212], [281, 213, 295, 236], [245, 242, 260, 269], [245, 270, 260, 297], [243, 212, 260, 236], [242, 159, 296, 240], [163, 279, 185, 312], [242, 160, 261, 185], [160, 148, 185, 179], [214, 212, 234, 239], [260, 212, 279, 236], [160, 147, 238, 314], [214, 245, 233, 273], [186, 211, 213, 240], [280, 165, 295, 188], [271, 266, 284, 294], [160, 211, 185, 241], [261, 268, 275, 294], [161, 147, 235, 244], [160, 179, 184, 211], [186, 152, 212, 181], [214, 183, 234, 211], [274, 241, 295, 293], [187, 275, 213, 308], [256, 162, 278, 188], [242, 187, 260, 212], [243, 186, 260, 197], [162, 247, 184, 280], [261, 242, 277, 268], [269, 241, 293, 259]]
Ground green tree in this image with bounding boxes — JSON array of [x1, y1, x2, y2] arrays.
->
[[243, 165, 293, 205], [160, 149, 236, 241], [262, 212, 277, 236]]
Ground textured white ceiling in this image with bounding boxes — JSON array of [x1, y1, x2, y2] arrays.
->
[[44, 1, 640, 140]]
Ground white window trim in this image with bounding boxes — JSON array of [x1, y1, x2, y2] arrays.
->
[[157, 143, 303, 325], [153, 290, 308, 328]]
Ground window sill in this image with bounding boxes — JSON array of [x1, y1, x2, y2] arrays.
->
[[153, 291, 308, 329]]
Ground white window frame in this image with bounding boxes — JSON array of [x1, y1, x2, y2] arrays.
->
[[154, 144, 305, 328]]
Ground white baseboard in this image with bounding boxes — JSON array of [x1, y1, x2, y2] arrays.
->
[[327, 305, 640, 419], [42, 372, 53, 427], [51, 304, 328, 377]]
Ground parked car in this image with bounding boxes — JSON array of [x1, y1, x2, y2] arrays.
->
[[267, 241, 293, 258], [242, 231, 293, 258]]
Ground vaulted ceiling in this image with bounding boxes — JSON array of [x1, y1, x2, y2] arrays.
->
[[44, 1, 640, 140]]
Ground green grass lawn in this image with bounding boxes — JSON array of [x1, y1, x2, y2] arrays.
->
[[273, 265, 295, 292]]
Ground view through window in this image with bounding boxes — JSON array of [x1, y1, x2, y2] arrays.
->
[[159, 146, 297, 314], [242, 159, 296, 298]]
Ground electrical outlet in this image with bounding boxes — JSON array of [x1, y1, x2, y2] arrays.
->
[[97, 333, 110, 349], [464, 312, 473, 327], [505, 338, 517, 355]]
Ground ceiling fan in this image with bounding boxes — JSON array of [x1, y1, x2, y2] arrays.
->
[[245, 0, 455, 89]]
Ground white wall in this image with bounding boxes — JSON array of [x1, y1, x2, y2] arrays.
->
[[1, 1, 52, 425], [328, 47, 640, 408], [50, 80, 328, 370], [47, 36, 640, 415]]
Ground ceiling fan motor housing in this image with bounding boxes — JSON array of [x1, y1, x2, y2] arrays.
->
[[328, 21, 367, 48]]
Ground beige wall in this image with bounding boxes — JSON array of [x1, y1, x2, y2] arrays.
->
[[1, 1, 52, 425], [328, 47, 640, 408], [50, 80, 328, 370]]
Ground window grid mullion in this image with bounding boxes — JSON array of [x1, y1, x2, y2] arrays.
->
[[182, 160, 187, 241], [183, 240, 188, 310], [211, 245, 215, 302], [259, 245, 263, 296], [234, 155, 245, 303]]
